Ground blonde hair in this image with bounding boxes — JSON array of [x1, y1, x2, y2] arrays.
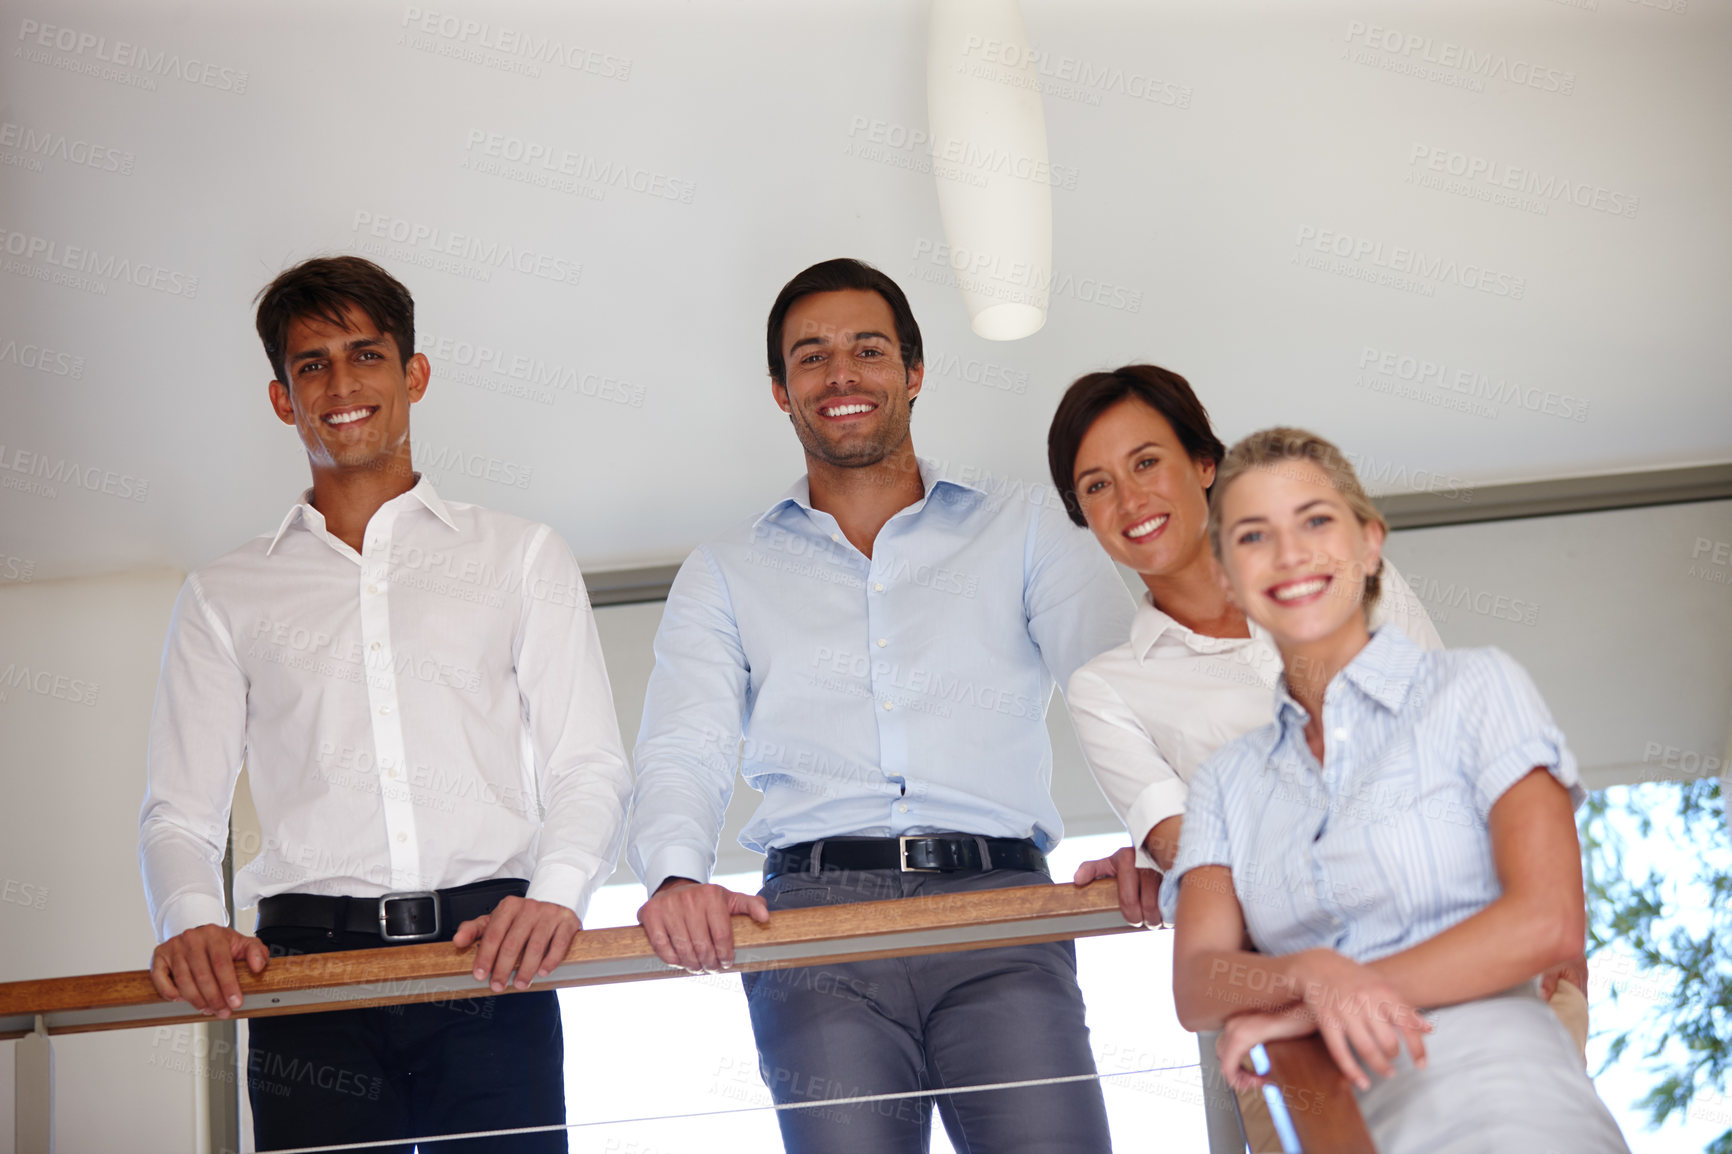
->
[[1207, 427, 1388, 612]]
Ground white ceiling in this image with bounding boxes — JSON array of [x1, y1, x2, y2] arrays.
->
[[2, 0, 1729, 581]]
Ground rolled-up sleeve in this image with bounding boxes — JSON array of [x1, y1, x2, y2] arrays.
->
[[1461, 647, 1584, 817], [1158, 754, 1234, 924], [627, 547, 751, 897], [139, 575, 248, 942], [1066, 664, 1187, 871], [515, 527, 634, 921]]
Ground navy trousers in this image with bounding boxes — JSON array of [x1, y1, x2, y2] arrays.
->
[[249, 926, 566, 1153], [742, 866, 1114, 1153]]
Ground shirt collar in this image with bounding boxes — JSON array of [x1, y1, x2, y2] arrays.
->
[[1273, 624, 1421, 725], [1130, 595, 1183, 659], [1130, 593, 1264, 662], [752, 457, 985, 528], [266, 474, 458, 555]]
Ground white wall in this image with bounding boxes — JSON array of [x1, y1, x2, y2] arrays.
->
[[2, 0, 1728, 587], [0, 570, 199, 1154]]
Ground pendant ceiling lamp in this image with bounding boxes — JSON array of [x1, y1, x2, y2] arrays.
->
[[926, 0, 1053, 341]]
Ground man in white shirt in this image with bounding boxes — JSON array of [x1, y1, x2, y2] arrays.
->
[[138, 256, 631, 1151]]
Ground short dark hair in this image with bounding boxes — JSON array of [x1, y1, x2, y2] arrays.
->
[[765, 258, 923, 385], [1047, 364, 1227, 527], [254, 256, 415, 384]]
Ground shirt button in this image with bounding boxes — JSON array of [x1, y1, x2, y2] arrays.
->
[[379, 705, 392, 715], [367, 584, 379, 595], [873, 582, 884, 592], [830, 533, 840, 542], [877, 638, 888, 648], [396, 832, 407, 843], [898, 803, 910, 814], [370, 641, 381, 652], [882, 700, 894, 710], [1333, 728, 1349, 741]]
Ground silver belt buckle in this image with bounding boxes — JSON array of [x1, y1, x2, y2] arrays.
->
[[898, 836, 941, 873], [378, 890, 441, 942]]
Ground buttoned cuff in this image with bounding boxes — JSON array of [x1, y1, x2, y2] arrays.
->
[[642, 846, 713, 900], [1126, 778, 1190, 872], [159, 893, 232, 943], [526, 863, 597, 922]]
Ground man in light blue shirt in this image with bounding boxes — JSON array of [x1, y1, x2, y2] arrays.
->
[[629, 258, 1134, 1152]]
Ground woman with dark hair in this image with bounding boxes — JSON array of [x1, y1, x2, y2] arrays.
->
[[1160, 427, 1626, 1152]]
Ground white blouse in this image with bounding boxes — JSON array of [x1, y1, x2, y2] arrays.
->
[[1066, 559, 1443, 869]]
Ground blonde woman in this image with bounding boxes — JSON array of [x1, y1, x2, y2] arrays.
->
[[1160, 428, 1626, 1152]]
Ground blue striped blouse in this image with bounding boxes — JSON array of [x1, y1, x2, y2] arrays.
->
[[1159, 626, 1585, 962]]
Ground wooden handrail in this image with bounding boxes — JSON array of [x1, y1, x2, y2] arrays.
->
[[0, 879, 1140, 1039], [1258, 1036, 1378, 1154]]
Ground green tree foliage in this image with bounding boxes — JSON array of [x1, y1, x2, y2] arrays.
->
[[1581, 777, 1732, 1152]]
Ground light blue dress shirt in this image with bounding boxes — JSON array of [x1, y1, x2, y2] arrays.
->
[[627, 460, 1136, 895], [1160, 626, 1585, 961]]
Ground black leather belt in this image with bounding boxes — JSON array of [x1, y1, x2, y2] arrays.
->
[[764, 836, 1046, 881], [256, 878, 529, 944]]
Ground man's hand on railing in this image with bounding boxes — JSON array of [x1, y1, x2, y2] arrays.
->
[[637, 878, 770, 974], [1286, 948, 1432, 1090], [148, 924, 269, 1019], [1072, 846, 1163, 928], [453, 896, 581, 993]]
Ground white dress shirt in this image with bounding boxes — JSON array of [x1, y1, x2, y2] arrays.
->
[[139, 477, 632, 941], [1066, 560, 1442, 870]]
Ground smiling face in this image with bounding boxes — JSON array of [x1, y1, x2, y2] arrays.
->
[[1214, 459, 1386, 648], [1072, 397, 1216, 578], [267, 304, 429, 474], [772, 289, 922, 469]]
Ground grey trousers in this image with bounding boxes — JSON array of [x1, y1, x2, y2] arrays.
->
[[742, 865, 1115, 1154]]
